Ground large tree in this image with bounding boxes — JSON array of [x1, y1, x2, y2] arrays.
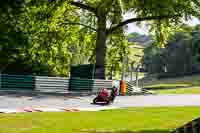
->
[[2, 0, 191, 78], [53, 0, 189, 79]]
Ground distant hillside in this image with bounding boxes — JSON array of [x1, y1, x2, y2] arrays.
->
[[128, 33, 152, 46]]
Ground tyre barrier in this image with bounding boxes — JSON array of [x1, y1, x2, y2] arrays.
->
[[170, 117, 200, 133]]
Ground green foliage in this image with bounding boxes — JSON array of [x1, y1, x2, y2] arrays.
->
[[192, 30, 200, 67], [143, 32, 193, 77], [163, 33, 192, 76], [0, 0, 199, 78], [134, 0, 192, 48], [106, 33, 129, 79], [0, 0, 96, 77], [0, 1, 30, 73], [143, 42, 164, 74], [123, 0, 191, 18], [127, 32, 141, 39]]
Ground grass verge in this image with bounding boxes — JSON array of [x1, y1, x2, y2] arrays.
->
[[143, 75, 200, 94], [1, 107, 200, 133]]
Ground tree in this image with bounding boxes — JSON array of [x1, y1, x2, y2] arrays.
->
[[189, 0, 200, 68], [143, 32, 193, 77], [106, 32, 129, 79], [127, 32, 141, 39], [54, 0, 189, 79], [192, 28, 200, 68], [0, 0, 96, 76], [0, 0, 31, 73], [148, 0, 200, 48], [1, 0, 194, 78]]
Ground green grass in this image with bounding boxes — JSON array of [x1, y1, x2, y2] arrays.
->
[[1, 107, 200, 133], [155, 86, 200, 94], [131, 72, 146, 78], [143, 75, 200, 94], [145, 75, 200, 88]]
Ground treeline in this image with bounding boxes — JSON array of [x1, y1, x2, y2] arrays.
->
[[143, 27, 200, 78], [1, 0, 200, 79]]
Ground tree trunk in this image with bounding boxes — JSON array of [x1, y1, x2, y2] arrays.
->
[[95, 13, 107, 79]]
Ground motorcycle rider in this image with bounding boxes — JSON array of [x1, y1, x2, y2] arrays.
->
[[110, 86, 118, 102]]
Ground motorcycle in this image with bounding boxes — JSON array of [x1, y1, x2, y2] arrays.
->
[[93, 87, 118, 105]]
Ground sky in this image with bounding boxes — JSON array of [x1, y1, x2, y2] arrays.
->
[[124, 14, 200, 35]]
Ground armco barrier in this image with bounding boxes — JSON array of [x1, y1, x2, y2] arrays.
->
[[0, 74, 113, 92], [1, 74, 35, 90], [69, 78, 113, 92], [35, 76, 69, 92], [0, 74, 69, 91]]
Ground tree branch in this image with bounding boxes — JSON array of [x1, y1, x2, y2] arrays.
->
[[107, 14, 182, 34], [191, 0, 200, 7], [188, 10, 200, 19], [69, 1, 97, 15], [95, 0, 114, 15], [62, 22, 97, 32]]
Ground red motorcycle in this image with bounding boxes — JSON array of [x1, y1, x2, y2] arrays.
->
[[93, 87, 118, 105]]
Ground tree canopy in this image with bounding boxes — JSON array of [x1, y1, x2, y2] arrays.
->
[[0, 0, 199, 79]]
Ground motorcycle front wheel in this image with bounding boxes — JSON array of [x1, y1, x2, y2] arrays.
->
[[93, 97, 98, 104]]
